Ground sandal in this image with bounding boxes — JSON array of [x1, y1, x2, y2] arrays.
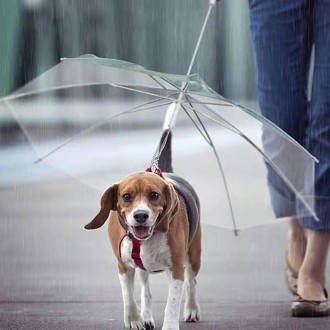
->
[[285, 249, 299, 295], [291, 288, 330, 317]]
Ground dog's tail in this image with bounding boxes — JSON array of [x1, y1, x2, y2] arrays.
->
[[157, 128, 173, 173]]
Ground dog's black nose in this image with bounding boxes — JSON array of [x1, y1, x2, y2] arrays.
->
[[133, 210, 149, 223]]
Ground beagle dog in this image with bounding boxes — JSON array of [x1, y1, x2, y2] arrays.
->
[[85, 130, 201, 330]]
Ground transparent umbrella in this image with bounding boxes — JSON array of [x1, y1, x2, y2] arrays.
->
[[0, 0, 319, 233]]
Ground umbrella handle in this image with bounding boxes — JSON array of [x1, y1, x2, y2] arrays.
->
[[209, 0, 220, 5]]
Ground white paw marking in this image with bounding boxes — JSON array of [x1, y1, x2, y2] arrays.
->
[[125, 316, 146, 330], [184, 306, 201, 322]]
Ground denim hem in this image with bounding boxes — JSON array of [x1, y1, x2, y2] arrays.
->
[[268, 185, 296, 218], [297, 196, 330, 231]]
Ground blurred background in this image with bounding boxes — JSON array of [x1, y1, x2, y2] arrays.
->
[[0, 0, 260, 189], [0, 0, 258, 151], [0, 0, 260, 190], [0, 0, 256, 100]]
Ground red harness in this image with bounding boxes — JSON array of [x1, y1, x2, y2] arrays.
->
[[119, 232, 146, 270], [129, 232, 146, 270]]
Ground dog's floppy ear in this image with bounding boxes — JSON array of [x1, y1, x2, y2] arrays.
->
[[156, 182, 180, 233], [84, 184, 118, 230]]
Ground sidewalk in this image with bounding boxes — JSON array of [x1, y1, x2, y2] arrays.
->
[[1, 172, 330, 329]]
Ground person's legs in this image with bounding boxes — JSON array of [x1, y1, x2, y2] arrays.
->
[[249, 0, 312, 290], [285, 217, 306, 295], [249, 0, 313, 218], [287, 217, 307, 273], [298, 0, 330, 231], [295, 0, 330, 303], [298, 229, 330, 300], [249, 0, 330, 313]]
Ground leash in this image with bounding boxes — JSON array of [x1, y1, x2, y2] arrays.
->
[[121, 1, 221, 267], [148, 129, 172, 175]]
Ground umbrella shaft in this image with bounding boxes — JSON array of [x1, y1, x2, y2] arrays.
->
[[186, 3, 215, 76], [163, 101, 181, 130]]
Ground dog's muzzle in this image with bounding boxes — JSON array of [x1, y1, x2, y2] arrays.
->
[[132, 225, 154, 240], [126, 208, 157, 240], [133, 210, 149, 224]]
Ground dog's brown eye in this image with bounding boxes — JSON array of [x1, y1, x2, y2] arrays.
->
[[122, 193, 132, 202], [149, 192, 159, 201]]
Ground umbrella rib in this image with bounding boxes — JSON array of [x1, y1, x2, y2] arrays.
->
[[183, 99, 234, 108], [232, 129, 319, 221], [159, 77, 182, 92], [111, 83, 178, 103], [181, 103, 239, 236], [34, 97, 174, 164], [1, 82, 114, 102], [186, 97, 319, 222], [184, 94, 245, 134], [187, 91, 318, 162], [232, 102, 319, 162], [183, 96, 219, 143], [183, 104, 241, 135], [2, 81, 176, 106], [181, 105, 211, 144], [182, 89, 229, 101], [148, 75, 170, 90]]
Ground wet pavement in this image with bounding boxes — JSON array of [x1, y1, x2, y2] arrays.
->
[[1, 167, 330, 330], [0, 120, 329, 330]]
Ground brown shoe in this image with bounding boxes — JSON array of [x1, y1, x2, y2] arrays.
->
[[291, 289, 330, 317]]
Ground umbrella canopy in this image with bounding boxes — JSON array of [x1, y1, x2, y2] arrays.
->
[[0, 55, 318, 232]]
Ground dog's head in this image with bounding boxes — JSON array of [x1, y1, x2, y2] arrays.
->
[[84, 172, 179, 240]]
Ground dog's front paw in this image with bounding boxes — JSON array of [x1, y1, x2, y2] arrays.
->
[[125, 316, 146, 330], [141, 311, 155, 329], [143, 319, 155, 329], [184, 305, 201, 322]]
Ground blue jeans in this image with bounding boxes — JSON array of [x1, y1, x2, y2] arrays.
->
[[249, 0, 330, 230]]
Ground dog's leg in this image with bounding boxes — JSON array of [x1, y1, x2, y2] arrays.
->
[[162, 270, 184, 330], [183, 262, 201, 322], [139, 270, 155, 329], [119, 267, 145, 330], [184, 223, 201, 322]]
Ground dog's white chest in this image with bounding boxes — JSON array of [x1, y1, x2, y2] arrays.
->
[[120, 232, 171, 272]]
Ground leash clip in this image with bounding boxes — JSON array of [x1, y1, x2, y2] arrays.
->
[[150, 163, 158, 174], [145, 164, 164, 178]]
